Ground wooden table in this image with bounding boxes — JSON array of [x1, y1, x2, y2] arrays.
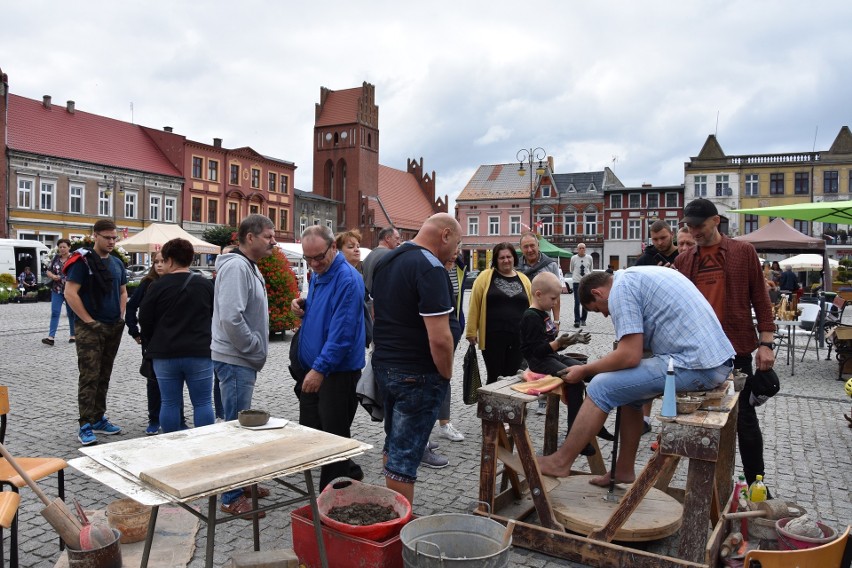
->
[[476, 375, 739, 567], [69, 420, 369, 568]]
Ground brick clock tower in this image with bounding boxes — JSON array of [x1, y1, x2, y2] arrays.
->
[[313, 82, 379, 232]]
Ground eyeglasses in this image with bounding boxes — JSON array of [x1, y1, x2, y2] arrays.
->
[[96, 233, 118, 241], [303, 243, 332, 263]]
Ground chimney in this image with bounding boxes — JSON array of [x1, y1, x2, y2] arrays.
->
[[164, 126, 173, 132], [42, 95, 51, 109], [66, 100, 75, 114], [547, 156, 554, 171], [642, 183, 653, 188], [213, 138, 222, 148]]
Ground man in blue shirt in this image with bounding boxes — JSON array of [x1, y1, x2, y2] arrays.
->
[[64, 220, 128, 446], [290, 225, 365, 490], [538, 267, 735, 484]]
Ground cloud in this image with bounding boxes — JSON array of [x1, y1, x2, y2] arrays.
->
[[475, 126, 512, 146]]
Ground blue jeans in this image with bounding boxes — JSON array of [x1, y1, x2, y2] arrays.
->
[[586, 355, 733, 414], [213, 361, 257, 504], [48, 291, 75, 338], [572, 283, 587, 324], [374, 367, 449, 483], [153, 357, 215, 433]]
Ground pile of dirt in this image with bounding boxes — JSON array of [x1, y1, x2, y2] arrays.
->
[[327, 503, 399, 526]]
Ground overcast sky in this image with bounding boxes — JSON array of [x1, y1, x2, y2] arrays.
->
[[3, 1, 850, 212]]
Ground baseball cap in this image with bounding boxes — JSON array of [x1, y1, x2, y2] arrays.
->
[[681, 198, 719, 225], [749, 368, 780, 407]]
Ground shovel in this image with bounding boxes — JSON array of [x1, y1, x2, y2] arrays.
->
[[0, 442, 82, 550]]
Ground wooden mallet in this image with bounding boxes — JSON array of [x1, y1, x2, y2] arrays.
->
[[0, 442, 82, 550]]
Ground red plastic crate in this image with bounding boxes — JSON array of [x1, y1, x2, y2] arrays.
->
[[291, 505, 404, 568]]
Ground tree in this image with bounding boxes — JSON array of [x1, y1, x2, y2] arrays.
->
[[257, 247, 300, 334], [202, 225, 238, 249]]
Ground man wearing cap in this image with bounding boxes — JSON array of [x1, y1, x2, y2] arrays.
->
[[674, 198, 776, 487]]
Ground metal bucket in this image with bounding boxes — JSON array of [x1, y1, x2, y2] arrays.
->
[[66, 529, 122, 568], [400, 513, 510, 567]]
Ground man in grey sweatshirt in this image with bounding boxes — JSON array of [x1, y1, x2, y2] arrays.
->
[[212, 214, 276, 517]]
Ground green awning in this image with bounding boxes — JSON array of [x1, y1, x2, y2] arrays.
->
[[730, 200, 852, 225], [534, 236, 573, 259]]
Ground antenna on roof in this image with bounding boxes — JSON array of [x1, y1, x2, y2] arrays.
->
[[715, 110, 719, 137], [130, 102, 134, 124], [812, 125, 819, 152]]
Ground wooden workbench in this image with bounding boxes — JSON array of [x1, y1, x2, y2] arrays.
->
[[476, 375, 739, 568]]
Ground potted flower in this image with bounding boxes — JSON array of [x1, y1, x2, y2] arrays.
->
[[63, 235, 130, 266], [839, 229, 848, 244]]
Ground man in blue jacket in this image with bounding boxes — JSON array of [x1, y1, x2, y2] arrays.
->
[[290, 225, 366, 490]]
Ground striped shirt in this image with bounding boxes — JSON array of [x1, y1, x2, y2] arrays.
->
[[610, 266, 735, 369]]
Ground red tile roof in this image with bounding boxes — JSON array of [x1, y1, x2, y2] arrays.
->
[[316, 88, 362, 127], [7, 94, 182, 177], [377, 165, 437, 230], [457, 163, 533, 200]]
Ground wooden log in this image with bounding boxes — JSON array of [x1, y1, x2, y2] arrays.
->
[[678, 458, 716, 563]]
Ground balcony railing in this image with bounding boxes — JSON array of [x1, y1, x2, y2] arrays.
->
[[728, 152, 819, 165]]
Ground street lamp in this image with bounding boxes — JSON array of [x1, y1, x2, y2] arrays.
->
[[517, 147, 547, 231]]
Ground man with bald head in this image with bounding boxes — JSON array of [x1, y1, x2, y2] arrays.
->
[[371, 213, 462, 503]]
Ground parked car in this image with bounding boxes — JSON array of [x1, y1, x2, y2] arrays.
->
[[126, 264, 150, 279], [463, 269, 481, 291], [189, 267, 215, 279]]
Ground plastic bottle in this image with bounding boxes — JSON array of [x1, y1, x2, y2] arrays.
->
[[660, 357, 677, 418], [748, 474, 768, 502], [731, 475, 748, 513]]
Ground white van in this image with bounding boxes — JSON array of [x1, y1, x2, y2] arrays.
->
[[0, 239, 50, 284]]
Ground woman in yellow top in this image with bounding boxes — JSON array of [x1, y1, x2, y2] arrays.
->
[[466, 242, 532, 384]]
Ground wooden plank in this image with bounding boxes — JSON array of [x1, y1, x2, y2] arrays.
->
[[659, 423, 721, 461], [678, 458, 716, 563], [654, 455, 681, 493], [553, 476, 682, 542], [496, 445, 560, 493], [478, 420, 500, 513], [543, 392, 560, 456], [496, 424, 523, 497], [509, 424, 564, 532], [493, 514, 706, 568], [139, 435, 361, 498]]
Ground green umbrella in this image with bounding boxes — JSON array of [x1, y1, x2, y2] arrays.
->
[[522, 236, 573, 259], [730, 200, 852, 224]]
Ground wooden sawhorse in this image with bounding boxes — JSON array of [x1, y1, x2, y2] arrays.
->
[[477, 375, 739, 568]]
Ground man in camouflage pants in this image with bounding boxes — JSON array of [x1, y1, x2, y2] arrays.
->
[[64, 220, 128, 446]]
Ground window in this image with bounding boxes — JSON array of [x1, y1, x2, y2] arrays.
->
[[124, 191, 137, 219], [192, 157, 203, 179], [646, 193, 659, 209], [191, 197, 203, 223], [668, 219, 679, 234], [694, 175, 707, 197], [280, 175, 289, 194], [98, 189, 111, 216], [584, 209, 598, 235], [208, 160, 219, 182], [744, 214, 758, 234], [769, 173, 784, 195], [609, 219, 623, 240], [299, 217, 307, 235], [207, 199, 218, 224], [509, 215, 521, 235], [250, 204, 259, 215], [563, 211, 576, 236], [794, 172, 809, 195], [824, 171, 839, 194], [793, 220, 809, 235], [628, 193, 641, 208], [17, 178, 33, 208], [228, 202, 238, 227], [69, 185, 83, 214], [745, 174, 759, 196], [467, 217, 479, 236], [150, 195, 161, 221], [715, 174, 731, 196], [538, 214, 553, 237], [251, 168, 260, 189], [230, 164, 240, 185], [268, 208, 276, 227], [326, 219, 333, 230], [540, 185, 551, 198], [164, 197, 176, 222], [665, 193, 678, 208], [268, 172, 276, 192], [280, 209, 288, 231], [610, 194, 622, 209], [488, 216, 500, 235], [627, 219, 641, 240], [40, 181, 55, 211]]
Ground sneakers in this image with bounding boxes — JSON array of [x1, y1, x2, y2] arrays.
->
[[78, 423, 97, 446], [642, 421, 652, 435], [580, 320, 586, 327], [220, 495, 266, 519], [426, 440, 440, 451], [573, 322, 580, 328], [41, 337, 55, 346], [145, 422, 160, 436], [421, 448, 449, 469], [537, 397, 547, 415], [92, 416, 121, 435], [438, 423, 464, 442]]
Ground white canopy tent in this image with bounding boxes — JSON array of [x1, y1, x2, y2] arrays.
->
[[116, 223, 221, 255], [780, 254, 839, 272]]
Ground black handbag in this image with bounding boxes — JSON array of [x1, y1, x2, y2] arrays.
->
[[462, 343, 482, 405]]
